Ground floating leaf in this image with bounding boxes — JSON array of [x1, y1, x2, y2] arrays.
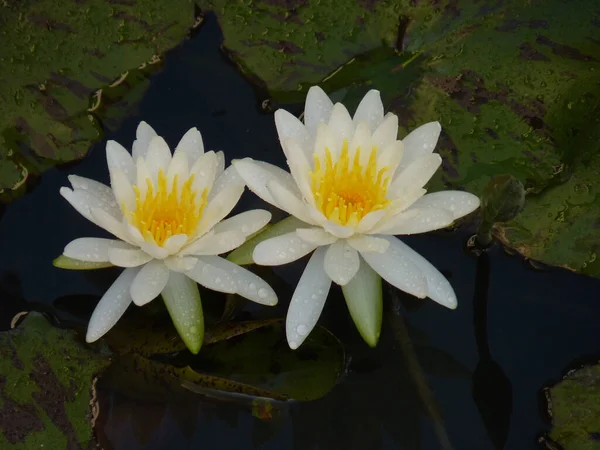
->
[[0, 312, 110, 448]]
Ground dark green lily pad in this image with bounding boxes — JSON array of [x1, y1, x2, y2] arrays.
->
[[543, 363, 600, 450], [205, 0, 600, 278], [0, 0, 197, 202], [0, 312, 110, 449]]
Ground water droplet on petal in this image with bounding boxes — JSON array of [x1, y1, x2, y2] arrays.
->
[[258, 288, 268, 299], [296, 324, 309, 336]]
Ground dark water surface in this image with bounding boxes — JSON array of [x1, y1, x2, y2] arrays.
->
[[1, 14, 599, 450]]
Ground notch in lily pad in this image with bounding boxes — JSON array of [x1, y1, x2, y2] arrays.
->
[[476, 175, 525, 248]]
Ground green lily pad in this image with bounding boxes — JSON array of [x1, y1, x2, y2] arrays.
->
[[543, 362, 600, 450], [205, 0, 600, 277], [0, 0, 197, 202], [0, 312, 110, 449]]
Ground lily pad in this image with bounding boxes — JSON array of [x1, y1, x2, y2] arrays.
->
[[205, 0, 600, 277], [543, 362, 600, 450], [0, 0, 197, 202], [0, 312, 110, 449]]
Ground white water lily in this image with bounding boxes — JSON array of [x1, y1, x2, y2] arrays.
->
[[233, 86, 480, 349], [59, 122, 277, 353]]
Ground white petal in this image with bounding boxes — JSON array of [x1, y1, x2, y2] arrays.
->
[[106, 140, 135, 183], [355, 210, 387, 234], [233, 158, 299, 207], [190, 151, 218, 195], [313, 122, 340, 162], [64, 237, 130, 262], [327, 103, 354, 149], [110, 167, 136, 213], [321, 220, 355, 239], [195, 183, 245, 236], [175, 127, 204, 165], [353, 90, 384, 131], [166, 150, 189, 192], [134, 157, 152, 201], [183, 230, 245, 256], [383, 236, 457, 308], [387, 187, 427, 216], [389, 153, 442, 196], [411, 191, 480, 220], [282, 139, 314, 204], [398, 121, 441, 173], [377, 140, 404, 177], [275, 109, 310, 152], [215, 151, 225, 178], [267, 179, 315, 225], [164, 255, 198, 272], [86, 268, 140, 342], [361, 245, 428, 298], [68, 175, 116, 206], [253, 232, 318, 265], [213, 210, 271, 237], [296, 227, 337, 246], [146, 136, 172, 182], [200, 256, 277, 306], [376, 208, 454, 235], [163, 234, 189, 254], [60, 187, 121, 224], [130, 260, 170, 306], [141, 242, 170, 260], [324, 240, 359, 286], [186, 257, 237, 293], [286, 247, 331, 349], [347, 235, 390, 253], [132, 121, 158, 161], [304, 86, 333, 136], [108, 246, 153, 267], [90, 207, 131, 243], [124, 223, 146, 247], [372, 113, 398, 149], [208, 165, 245, 202]]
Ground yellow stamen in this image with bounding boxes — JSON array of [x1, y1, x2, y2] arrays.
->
[[127, 169, 208, 246], [310, 139, 391, 226]]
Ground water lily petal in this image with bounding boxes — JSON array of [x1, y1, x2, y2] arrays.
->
[[376, 207, 454, 235], [175, 127, 204, 165], [186, 257, 237, 293], [86, 267, 140, 342], [355, 210, 387, 234], [141, 242, 170, 259], [341, 259, 382, 347], [233, 158, 299, 206], [353, 89, 384, 131], [90, 207, 132, 243], [321, 220, 355, 239], [60, 187, 122, 224], [132, 121, 158, 161], [387, 187, 427, 215], [106, 140, 136, 183], [397, 121, 441, 173], [377, 140, 404, 177], [215, 151, 225, 178], [314, 122, 340, 162], [213, 210, 271, 237], [209, 165, 245, 202], [108, 246, 153, 267], [146, 136, 172, 183], [372, 113, 398, 150], [162, 271, 204, 354], [296, 227, 337, 246], [135, 157, 152, 201], [347, 234, 390, 253], [267, 179, 316, 225], [166, 150, 189, 193], [253, 232, 318, 265], [411, 191, 480, 220], [275, 109, 310, 152], [189, 151, 218, 198], [130, 260, 170, 306], [68, 175, 116, 206], [327, 103, 354, 150], [64, 237, 130, 262], [110, 167, 136, 214], [383, 236, 457, 308], [286, 247, 331, 349], [389, 153, 442, 196], [196, 182, 245, 236], [349, 121, 373, 166], [324, 240, 359, 286], [183, 230, 245, 256], [361, 243, 428, 298], [282, 139, 314, 204], [163, 234, 189, 254], [200, 256, 278, 306], [304, 86, 333, 136], [164, 255, 198, 272]]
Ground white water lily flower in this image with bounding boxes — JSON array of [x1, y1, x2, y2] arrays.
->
[[233, 86, 480, 349], [59, 122, 277, 353]]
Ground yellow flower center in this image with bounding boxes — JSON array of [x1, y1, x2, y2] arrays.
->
[[129, 169, 207, 246], [310, 139, 391, 227]]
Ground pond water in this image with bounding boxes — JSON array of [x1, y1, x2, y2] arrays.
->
[[1, 12, 599, 450]]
